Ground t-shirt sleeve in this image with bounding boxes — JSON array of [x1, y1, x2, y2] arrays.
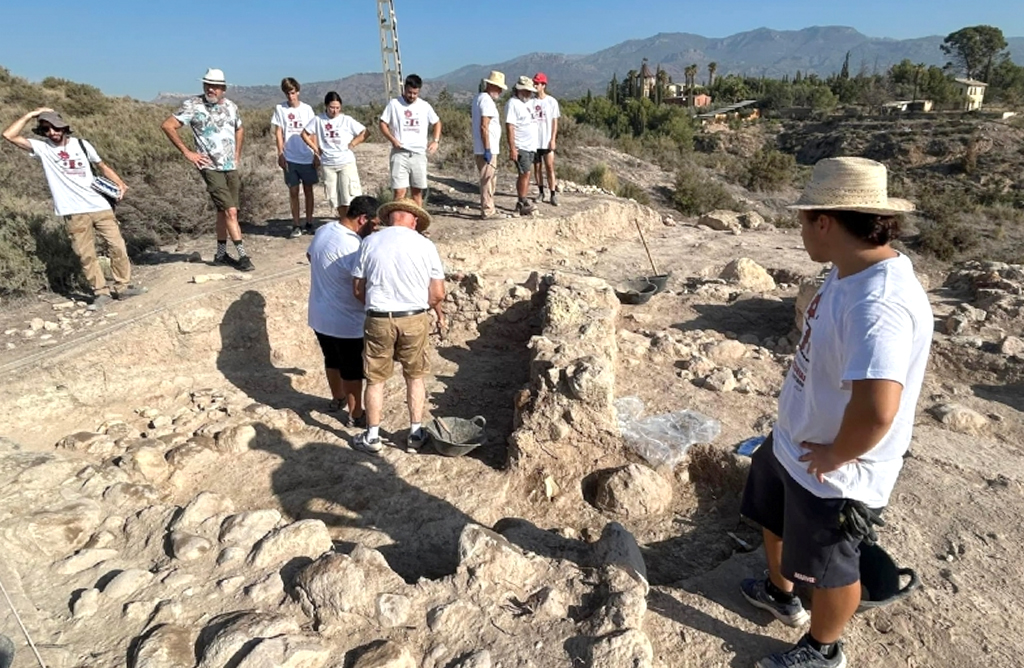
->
[[26, 138, 42, 159], [426, 103, 440, 125], [482, 98, 497, 118], [380, 102, 394, 124], [504, 101, 514, 124], [552, 100, 561, 119], [303, 116, 317, 133], [173, 99, 194, 124], [841, 299, 916, 386], [427, 243, 444, 280], [81, 140, 102, 164], [351, 244, 367, 279], [352, 118, 367, 136], [233, 104, 243, 129], [270, 106, 283, 128]]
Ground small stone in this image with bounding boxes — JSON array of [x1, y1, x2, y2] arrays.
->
[[72, 588, 100, 618], [103, 568, 155, 600], [248, 519, 333, 569], [593, 464, 673, 517], [999, 335, 1024, 358], [452, 650, 492, 668], [54, 548, 119, 575], [220, 509, 282, 547], [704, 368, 737, 392], [698, 210, 742, 233], [218, 576, 246, 594], [351, 640, 415, 668], [706, 340, 747, 365], [217, 546, 247, 567], [216, 424, 256, 454], [131, 623, 194, 668], [930, 403, 989, 435], [720, 258, 776, 292], [170, 531, 212, 561], [29, 317, 45, 331]]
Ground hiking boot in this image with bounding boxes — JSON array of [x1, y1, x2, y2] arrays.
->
[[88, 294, 113, 310], [304, 222, 315, 234], [327, 398, 344, 413], [352, 431, 383, 454], [550, 191, 560, 206], [236, 256, 255, 272], [350, 414, 367, 429], [406, 428, 429, 453], [740, 576, 810, 627], [755, 635, 847, 668], [518, 200, 536, 216], [113, 285, 148, 300], [289, 226, 303, 239], [213, 254, 239, 268]]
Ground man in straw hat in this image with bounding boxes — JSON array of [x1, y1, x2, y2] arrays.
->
[[505, 76, 540, 216], [472, 71, 507, 219], [162, 68, 252, 271], [3, 107, 144, 308], [737, 157, 933, 668], [351, 199, 445, 454]]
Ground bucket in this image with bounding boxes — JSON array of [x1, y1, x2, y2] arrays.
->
[[857, 543, 920, 611], [643, 272, 672, 294], [425, 416, 488, 457], [614, 279, 657, 305]]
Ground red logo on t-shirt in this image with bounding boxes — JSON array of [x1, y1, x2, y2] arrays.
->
[[535, 105, 541, 112], [404, 110, 413, 118], [288, 113, 295, 120], [325, 123, 332, 130], [58, 151, 70, 160]]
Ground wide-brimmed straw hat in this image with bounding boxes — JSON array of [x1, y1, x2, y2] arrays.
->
[[513, 75, 537, 93], [483, 71, 507, 90], [201, 68, 228, 86], [788, 157, 914, 216], [378, 199, 432, 232]]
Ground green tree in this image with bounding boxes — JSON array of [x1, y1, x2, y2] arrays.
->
[[840, 52, 851, 80], [707, 62, 718, 87], [608, 74, 619, 105], [941, 25, 1008, 81]]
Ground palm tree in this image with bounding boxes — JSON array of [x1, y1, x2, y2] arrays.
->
[[685, 64, 699, 104], [708, 62, 718, 87]]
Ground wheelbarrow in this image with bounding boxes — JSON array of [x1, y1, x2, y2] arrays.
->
[[425, 416, 488, 457]]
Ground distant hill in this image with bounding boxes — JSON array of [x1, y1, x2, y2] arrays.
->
[[154, 26, 1024, 106]]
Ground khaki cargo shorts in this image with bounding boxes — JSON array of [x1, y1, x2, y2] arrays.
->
[[363, 311, 431, 384], [201, 169, 241, 211]]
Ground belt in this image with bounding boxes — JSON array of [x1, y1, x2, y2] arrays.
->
[[366, 308, 428, 318]]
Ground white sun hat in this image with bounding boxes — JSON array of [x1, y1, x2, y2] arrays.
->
[[788, 157, 914, 216], [200, 68, 228, 86]]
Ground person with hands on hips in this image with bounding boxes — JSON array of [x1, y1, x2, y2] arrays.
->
[[302, 92, 367, 224]]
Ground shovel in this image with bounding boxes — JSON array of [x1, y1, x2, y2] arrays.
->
[[634, 219, 670, 293]]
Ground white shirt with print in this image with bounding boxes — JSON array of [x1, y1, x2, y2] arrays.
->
[[173, 96, 243, 171], [471, 92, 501, 156], [505, 97, 539, 152], [307, 224, 365, 339], [271, 101, 316, 164], [352, 226, 444, 312], [305, 114, 366, 167], [379, 97, 439, 154], [27, 138, 110, 217], [773, 255, 933, 507], [535, 95, 561, 149]]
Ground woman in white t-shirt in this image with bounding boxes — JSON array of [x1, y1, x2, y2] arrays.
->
[[301, 92, 367, 220]]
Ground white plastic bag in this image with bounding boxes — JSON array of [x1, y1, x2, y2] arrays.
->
[[615, 396, 721, 469]]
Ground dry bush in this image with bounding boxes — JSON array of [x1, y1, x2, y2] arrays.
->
[[671, 167, 738, 216], [743, 147, 797, 192], [584, 163, 619, 192], [616, 180, 650, 205]]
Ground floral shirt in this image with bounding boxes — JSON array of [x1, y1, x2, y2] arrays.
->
[[173, 96, 243, 171]]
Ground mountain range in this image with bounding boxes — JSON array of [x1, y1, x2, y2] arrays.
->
[[153, 26, 1024, 107]]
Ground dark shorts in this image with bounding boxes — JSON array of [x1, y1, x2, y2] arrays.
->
[[533, 148, 554, 163], [740, 433, 880, 589], [285, 161, 319, 188], [201, 169, 241, 211], [514, 150, 535, 175], [314, 332, 365, 381]]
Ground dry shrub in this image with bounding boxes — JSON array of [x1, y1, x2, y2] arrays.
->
[[671, 167, 738, 216], [585, 163, 619, 192]]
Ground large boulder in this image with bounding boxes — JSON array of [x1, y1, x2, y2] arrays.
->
[[720, 258, 776, 292], [247, 519, 333, 569], [699, 210, 742, 233], [592, 465, 673, 518]]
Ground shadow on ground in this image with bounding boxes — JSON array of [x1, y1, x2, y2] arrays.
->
[[674, 298, 795, 340]]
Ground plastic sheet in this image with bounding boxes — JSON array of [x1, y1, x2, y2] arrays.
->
[[614, 396, 721, 469]]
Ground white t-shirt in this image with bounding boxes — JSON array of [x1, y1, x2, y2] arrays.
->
[[535, 95, 561, 150], [352, 226, 444, 312], [471, 92, 501, 156], [505, 97, 539, 152], [305, 113, 366, 167], [773, 254, 933, 507], [271, 101, 315, 164], [27, 138, 110, 216], [307, 224, 365, 339], [379, 97, 439, 154]]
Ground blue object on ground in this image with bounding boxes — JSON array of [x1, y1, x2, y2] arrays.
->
[[736, 435, 767, 457]]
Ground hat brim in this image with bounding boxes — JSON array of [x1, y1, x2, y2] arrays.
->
[[484, 78, 508, 90], [201, 78, 228, 86], [514, 84, 537, 93], [787, 197, 915, 216], [378, 201, 432, 232]]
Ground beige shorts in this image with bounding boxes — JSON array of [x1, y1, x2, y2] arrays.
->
[[363, 311, 431, 384], [389, 148, 428, 190], [322, 162, 362, 208]]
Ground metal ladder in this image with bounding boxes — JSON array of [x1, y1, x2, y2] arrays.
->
[[377, 0, 403, 99]]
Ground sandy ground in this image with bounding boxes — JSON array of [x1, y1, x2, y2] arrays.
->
[[0, 143, 1022, 667]]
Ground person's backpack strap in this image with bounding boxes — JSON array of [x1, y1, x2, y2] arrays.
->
[[78, 137, 97, 176]]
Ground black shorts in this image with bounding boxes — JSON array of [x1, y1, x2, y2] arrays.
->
[[284, 161, 319, 188], [740, 433, 880, 588], [533, 148, 553, 163], [314, 332, 364, 381]]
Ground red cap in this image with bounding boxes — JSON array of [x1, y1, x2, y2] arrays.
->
[[533, 72, 548, 84]]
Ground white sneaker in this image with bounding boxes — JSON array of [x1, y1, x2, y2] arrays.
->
[[353, 431, 383, 454]]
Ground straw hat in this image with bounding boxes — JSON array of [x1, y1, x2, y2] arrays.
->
[[788, 157, 913, 216], [201, 68, 228, 86], [377, 198, 432, 232], [513, 76, 537, 93], [483, 71, 507, 90]]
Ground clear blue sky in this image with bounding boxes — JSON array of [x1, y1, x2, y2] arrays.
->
[[0, 0, 1020, 100]]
